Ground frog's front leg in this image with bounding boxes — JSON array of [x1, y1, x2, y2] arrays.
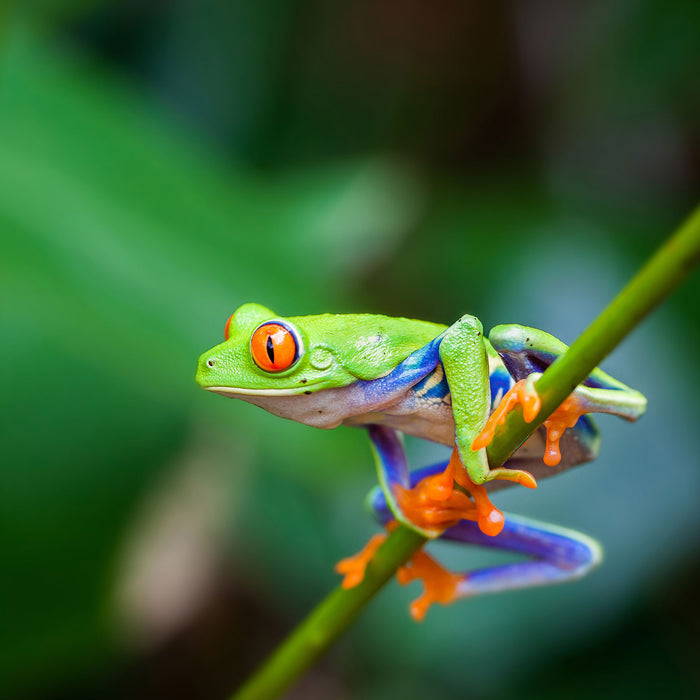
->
[[365, 465, 602, 621], [474, 325, 647, 466], [439, 315, 537, 489]]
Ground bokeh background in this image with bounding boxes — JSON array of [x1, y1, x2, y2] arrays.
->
[[2, 2, 699, 699]]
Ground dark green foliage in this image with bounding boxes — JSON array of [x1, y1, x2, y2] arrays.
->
[[1, 3, 699, 698]]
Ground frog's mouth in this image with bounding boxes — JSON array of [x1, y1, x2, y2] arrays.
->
[[204, 385, 319, 397]]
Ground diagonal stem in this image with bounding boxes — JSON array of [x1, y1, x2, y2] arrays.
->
[[232, 204, 700, 700], [486, 204, 700, 467]]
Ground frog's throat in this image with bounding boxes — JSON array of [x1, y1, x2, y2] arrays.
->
[[204, 384, 322, 397]]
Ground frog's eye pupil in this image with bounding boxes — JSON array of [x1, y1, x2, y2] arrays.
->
[[250, 322, 300, 372]]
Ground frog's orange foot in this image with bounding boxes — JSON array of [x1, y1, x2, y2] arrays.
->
[[335, 533, 387, 589], [395, 450, 504, 537], [471, 378, 542, 451], [542, 393, 589, 466], [397, 550, 463, 621]]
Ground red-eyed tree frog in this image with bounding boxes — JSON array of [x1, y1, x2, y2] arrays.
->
[[196, 303, 646, 620]]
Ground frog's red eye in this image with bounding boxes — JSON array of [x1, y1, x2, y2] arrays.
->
[[250, 322, 300, 372], [224, 314, 235, 340]]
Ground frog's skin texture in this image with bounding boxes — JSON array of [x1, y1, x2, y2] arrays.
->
[[197, 303, 646, 619]]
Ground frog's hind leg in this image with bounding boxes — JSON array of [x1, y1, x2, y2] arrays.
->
[[478, 325, 646, 467], [368, 425, 504, 537], [367, 465, 602, 620], [336, 427, 507, 592], [488, 324, 646, 421]]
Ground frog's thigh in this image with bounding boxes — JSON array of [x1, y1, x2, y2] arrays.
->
[[367, 425, 440, 538], [488, 324, 567, 381], [439, 315, 491, 484]]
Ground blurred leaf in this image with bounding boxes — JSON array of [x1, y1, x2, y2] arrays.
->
[[0, 24, 421, 694], [0, 3, 698, 698]]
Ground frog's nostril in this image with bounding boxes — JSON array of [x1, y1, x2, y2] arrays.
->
[[207, 359, 216, 368]]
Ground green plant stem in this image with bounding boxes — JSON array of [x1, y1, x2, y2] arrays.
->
[[233, 204, 700, 700], [487, 204, 700, 466], [233, 526, 426, 700]]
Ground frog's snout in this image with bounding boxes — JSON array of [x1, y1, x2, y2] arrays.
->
[[196, 352, 218, 388]]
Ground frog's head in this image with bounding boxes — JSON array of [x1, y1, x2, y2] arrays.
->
[[196, 303, 359, 397]]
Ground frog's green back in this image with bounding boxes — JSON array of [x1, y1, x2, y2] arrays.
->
[[198, 303, 448, 396], [286, 311, 446, 380]]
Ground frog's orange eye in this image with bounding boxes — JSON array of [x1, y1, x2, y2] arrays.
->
[[224, 313, 235, 340], [250, 322, 300, 372]]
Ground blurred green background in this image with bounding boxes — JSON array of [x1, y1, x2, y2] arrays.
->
[[1, 2, 699, 699]]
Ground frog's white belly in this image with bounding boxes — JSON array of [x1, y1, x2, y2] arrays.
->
[[341, 392, 455, 445], [224, 373, 597, 483], [232, 381, 456, 445]]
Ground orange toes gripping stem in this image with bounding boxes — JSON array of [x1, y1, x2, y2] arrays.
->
[[398, 451, 505, 537], [471, 378, 542, 451], [453, 461, 505, 536], [397, 550, 463, 621], [472, 378, 590, 468], [335, 532, 387, 589], [337, 529, 465, 621], [394, 450, 505, 537]]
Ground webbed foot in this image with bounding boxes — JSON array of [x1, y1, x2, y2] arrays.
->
[[472, 375, 542, 450], [394, 450, 505, 537], [335, 532, 388, 589], [470, 375, 540, 487], [397, 550, 463, 621], [472, 375, 594, 468], [540, 392, 589, 466], [336, 526, 464, 621]]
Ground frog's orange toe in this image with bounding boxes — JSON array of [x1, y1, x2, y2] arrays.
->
[[475, 377, 593, 469], [542, 393, 589, 467], [471, 418, 499, 452], [394, 481, 477, 533], [470, 424, 497, 452], [519, 384, 542, 423], [479, 507, 505, 537], [516, 471, 538, 489], [335, 533, 387, 589], [472, 379, 542, 451], [398, 550, 463, 621], [394, 450, 504, 537], [543, 438, 563, 466]]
